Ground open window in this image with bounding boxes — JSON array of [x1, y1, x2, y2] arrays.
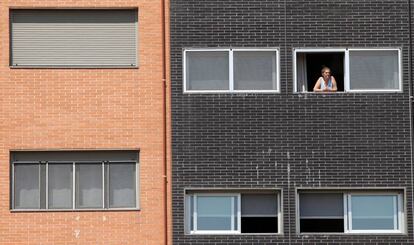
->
[[185, 191, 280, 234], [296, 51, 345, 92], [294, 48, 401, 93], [298, 191, 404, 234]]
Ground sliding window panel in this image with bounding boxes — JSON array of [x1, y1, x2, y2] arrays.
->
[[349, 50, 400, 90], [48, 164, 73, 209], [196, 196, 236, 231], [351, 195, 396, 230], [14, 164, 40, 209], [186, 51, 229, 91], [108, 163, 136, 208], [241, 194, 278, 233], [75, 163, 103, 209], [299, 193, 344, 233], [233, 51, 277, 90]]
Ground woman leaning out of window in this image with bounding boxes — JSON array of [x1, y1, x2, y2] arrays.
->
[[313, 66, 338, 92]]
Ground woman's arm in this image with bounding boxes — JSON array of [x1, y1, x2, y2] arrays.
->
[[313, 78, 323, 92], [330, 76, 338, 92]]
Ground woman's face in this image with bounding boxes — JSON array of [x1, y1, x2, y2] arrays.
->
[[322, 69, 331, 80]]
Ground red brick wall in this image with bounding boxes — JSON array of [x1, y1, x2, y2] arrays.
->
[[0, 1, 170, 244]]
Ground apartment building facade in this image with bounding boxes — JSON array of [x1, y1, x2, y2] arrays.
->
[[0, 1, 170, 244], [171, 0, 414, 244]]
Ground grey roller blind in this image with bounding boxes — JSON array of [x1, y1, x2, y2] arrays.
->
[[233, 51, 277, 90], [109, 163, 136, 208], [186, 51, 229, 90], [349, 50, 399, 90], [14, 164, 40, 209], [75, 163, 103, 209], [11, 9, 137, 67], [241, 194, 278, 216], [300, 193, 343, 218], [48, 164, 73, 209]]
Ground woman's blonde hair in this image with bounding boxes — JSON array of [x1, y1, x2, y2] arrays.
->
[[321, 66, 331, 74]]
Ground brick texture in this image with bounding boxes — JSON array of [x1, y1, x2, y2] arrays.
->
[[0, 1, 170, 245], [171, 0, 414, 244]]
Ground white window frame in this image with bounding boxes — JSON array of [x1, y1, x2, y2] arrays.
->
[[189, 193, 241, 234], [345, 193, 403, 234], [183, 48, 280, 93], [11, 160, 139, 211], [297, 191, 404, 234], [293, 48, 402, 93]]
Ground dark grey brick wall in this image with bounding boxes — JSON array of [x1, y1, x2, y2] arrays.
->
[[171, 0, 414, 244]]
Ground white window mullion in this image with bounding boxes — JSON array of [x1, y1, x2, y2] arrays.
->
[[343, 193, 348, 232], [347, 194, 352, 232], [237, 194, 241, 232], [229, 49, 234, 91], [193, 195, 198, 232], [399, 194, 404, 232], [344, 49, 350, 92]]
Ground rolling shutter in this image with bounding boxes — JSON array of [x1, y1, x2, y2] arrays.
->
[[11, 9, 137, 67]]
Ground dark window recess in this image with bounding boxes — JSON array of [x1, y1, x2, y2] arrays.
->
[[300, 219, 344, 233], [296, 52, 344, 92], [241, 217, 278, 233]]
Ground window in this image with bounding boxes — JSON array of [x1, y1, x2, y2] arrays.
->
[[185, 191, 280, 234], [298, 191, 404, 233], [184, 49, 280, 93], [11, 151, 139, 210], [294, 48, 401, 92], [10, 9, 137, 67]]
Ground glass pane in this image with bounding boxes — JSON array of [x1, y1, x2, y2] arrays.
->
[[300, 193, 343, 217], [197, 196, 236, 231], [186, 51, 229, 90], [109, 163, 136, 208], [234, 51, 277, 90], [14, 164, 40, 209], [76, 163, 103, 209], [48, 164, 73, 209], [351, 195, 396, 230], [241, 194, 277, 216], [349, 50, 399, 90]]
